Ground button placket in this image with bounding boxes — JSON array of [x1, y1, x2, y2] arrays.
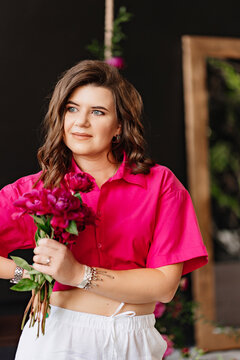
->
[[96, 189, 104, 253]]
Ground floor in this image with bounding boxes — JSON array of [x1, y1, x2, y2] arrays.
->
[[1, 346, 240, 359], [167, 349, 240, 360], [0, 346, 17, 360]]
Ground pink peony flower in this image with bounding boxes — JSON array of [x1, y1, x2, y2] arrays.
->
[[171, 301, 183, 318], [14, 189, 50, 216], [13, 187, 95, 232], [13, 181, 96, 246], [105, 56, 124, 69], [181, 347, 190, 357], [180, 277, 189, 291], [50, 215, 69, 229], [162, 335, 174, 358], [154, 302, 166, 318], [64, 173, 94, 193], [49, 188, 81, 215]]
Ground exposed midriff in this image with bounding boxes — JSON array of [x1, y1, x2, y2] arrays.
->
[[49, 288, 156, 316]]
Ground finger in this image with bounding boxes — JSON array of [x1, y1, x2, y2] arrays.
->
[[33, 246, 56, 257], [32, 262, 53, 276], [33, 254, 52, 266], [33, 247, 57, 264], [38, 238, 64, 250]]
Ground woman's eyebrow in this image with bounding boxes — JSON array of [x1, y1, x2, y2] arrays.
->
[[91, 106, 109, 112], [66, 100, 79, 106]]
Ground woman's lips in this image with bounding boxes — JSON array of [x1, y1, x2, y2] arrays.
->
[[71, 132, 92, 139]]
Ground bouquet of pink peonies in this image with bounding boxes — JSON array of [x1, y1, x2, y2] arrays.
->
[[11, 172, 96, 336]]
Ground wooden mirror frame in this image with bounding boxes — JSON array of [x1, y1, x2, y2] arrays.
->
[[182, 36, 240, 351]]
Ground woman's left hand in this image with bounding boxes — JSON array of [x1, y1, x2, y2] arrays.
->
[[32, 238, 84, 286]]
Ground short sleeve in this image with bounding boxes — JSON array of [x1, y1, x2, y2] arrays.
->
[[0, 183, 35, 257], [146, 189, 208, 275]]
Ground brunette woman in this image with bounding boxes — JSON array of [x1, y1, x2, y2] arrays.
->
[[0, 60, 208, 360]]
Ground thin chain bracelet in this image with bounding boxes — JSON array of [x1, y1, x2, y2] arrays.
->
[[83, 267, 98, 290], [77, 265, 115, 290], [84, 267, 115, 290]]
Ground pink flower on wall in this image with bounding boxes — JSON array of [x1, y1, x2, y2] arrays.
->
[[105, 56, 124, 69], [162, 334, 174, 358], [154, 302, 166, 318], [179, 277, 189, 291]]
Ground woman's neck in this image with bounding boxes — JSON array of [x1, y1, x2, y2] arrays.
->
[[73, 153, 120, 188]]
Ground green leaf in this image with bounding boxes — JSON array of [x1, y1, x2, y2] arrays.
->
[[86, 39, 104, 60], [10, 256, 32, 272], [44, 274, 54, 283], [38, 224, 50, 233], [10, 278, 39, 292], [35, 228, 42, 244], [27, 269, 41, 275], [66, 220, 78, 235], [37, 273, 46, 285], [40, 286, 45, 302], [74, 192, 83, 204], [33, 217, 52, 235], [48, 282, 54, 299], [40, 229, 47, 238], [33, 215, 45, 226]]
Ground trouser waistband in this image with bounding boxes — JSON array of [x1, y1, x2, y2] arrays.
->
[[48, 304, 156, 330]]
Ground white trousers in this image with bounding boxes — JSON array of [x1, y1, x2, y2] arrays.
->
[[15, 303, 167, 360]]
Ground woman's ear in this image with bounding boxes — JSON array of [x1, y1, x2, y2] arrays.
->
[[116, 123, 122, 135]]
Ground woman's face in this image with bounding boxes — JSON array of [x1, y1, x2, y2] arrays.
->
[[63, 84, 121, 160]]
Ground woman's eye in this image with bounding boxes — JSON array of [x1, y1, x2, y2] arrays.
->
[[92, 110, 104, 116], [67, 107, 77, 113]]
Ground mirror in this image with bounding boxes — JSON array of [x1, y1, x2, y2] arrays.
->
[[182, 36, 240, 351]]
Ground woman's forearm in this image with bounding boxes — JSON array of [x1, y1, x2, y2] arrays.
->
[[0, 256, 29, 280], [0, 256, 16, 279], [75, 263, 183, 304]]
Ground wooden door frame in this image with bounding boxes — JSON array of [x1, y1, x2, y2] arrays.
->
[[182, 35, 240, 351]]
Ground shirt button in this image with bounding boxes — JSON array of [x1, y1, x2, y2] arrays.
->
[[97, 243, 102, 249]]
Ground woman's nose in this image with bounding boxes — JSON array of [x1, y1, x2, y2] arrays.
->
[[74, 111, 90, 127]]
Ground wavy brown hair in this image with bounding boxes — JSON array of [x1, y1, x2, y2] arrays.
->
[[37, 60, 155, 187]]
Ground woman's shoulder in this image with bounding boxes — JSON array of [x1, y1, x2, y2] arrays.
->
[[0, 171, 43, 199], [147, 163, 187, 196]]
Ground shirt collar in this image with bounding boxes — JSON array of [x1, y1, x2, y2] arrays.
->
[[70, 152, 147, 189]]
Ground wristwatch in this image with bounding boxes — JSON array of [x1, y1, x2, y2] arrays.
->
[[10, 266, 24, 284]]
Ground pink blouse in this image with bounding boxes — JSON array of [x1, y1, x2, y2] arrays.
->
[[0, 154, 208, 292]]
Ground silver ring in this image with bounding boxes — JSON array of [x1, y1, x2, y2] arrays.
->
[[46, 257, 51, 265]]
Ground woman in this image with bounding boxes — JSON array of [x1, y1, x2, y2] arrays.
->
[[0, 60, 208, 360]]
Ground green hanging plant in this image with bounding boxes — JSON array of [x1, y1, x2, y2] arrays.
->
[[86, 6, 133, 67]]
